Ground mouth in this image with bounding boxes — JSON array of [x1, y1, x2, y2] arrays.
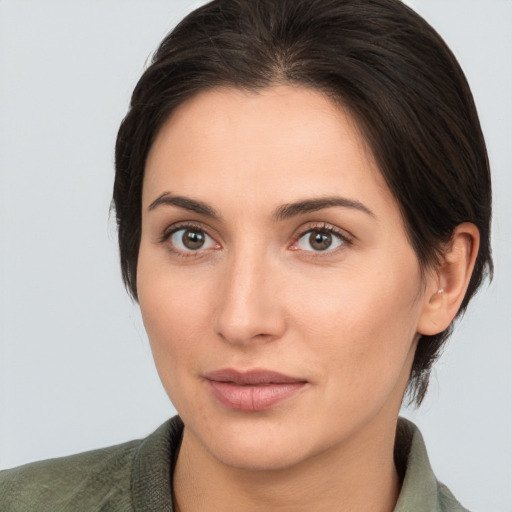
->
[[204, 369, 308, 411]]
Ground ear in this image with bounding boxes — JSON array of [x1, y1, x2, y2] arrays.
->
[[417, 223, 480, 336]]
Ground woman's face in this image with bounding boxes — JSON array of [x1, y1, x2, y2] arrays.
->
[[138, 85, 434, 470]]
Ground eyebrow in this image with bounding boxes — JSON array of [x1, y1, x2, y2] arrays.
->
[[272, 197, 375, 220], [148, 192, 374, 220], [148, 192, 219, 218]]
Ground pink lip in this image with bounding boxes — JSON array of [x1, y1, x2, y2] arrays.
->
[[205, 369, 308, 411]]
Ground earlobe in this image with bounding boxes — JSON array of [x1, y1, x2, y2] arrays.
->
[[417, 223, 480, 336]]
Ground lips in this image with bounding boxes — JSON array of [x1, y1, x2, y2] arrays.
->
[[205, 369, 308, 411]]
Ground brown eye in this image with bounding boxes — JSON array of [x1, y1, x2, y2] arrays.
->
[[297, 229, 344, 252], [182, 229, 205, 250], [309, 232, 332, 250], [169, 227, 216, 252]]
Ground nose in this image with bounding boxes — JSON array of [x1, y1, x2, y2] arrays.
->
[[214, 251, 286, 346]]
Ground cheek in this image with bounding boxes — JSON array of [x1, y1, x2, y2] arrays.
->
[[138, 278, 212, 415], [290, 257, 422, 390], [136, 250, 214, 384], [138, 238, 213, 328]]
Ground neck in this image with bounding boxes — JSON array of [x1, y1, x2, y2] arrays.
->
[[173, 416, 401, 512]]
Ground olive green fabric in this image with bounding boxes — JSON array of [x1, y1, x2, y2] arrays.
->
[[0, 416, 469, 511]]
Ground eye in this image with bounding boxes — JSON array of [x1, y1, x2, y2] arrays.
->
[[296, 228, 345, 252], [169, 227, 217, 252]]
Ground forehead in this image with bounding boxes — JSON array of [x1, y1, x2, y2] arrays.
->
[[143, 85, 392, 214]]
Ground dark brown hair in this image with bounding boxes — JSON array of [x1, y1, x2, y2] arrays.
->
[[113, 0, 493, 404]]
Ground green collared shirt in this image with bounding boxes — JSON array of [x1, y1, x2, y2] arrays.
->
[[0, 416, 469, 511]]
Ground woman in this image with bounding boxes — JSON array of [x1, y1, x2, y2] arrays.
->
[[0, 0, 497, 510]]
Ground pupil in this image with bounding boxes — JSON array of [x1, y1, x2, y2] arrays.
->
[[310, 231, 332, 251], [183, 230, 205, 250]]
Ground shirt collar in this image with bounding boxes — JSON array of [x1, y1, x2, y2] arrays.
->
[[393, 417, 468, 511], [131, 416, 467, 512]]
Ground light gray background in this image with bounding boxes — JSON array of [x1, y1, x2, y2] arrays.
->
[[0, 1, 510, 511]]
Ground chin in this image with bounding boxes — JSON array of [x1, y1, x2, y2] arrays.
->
[[207, 430, 317, 472], [182, 405, 335, 473]]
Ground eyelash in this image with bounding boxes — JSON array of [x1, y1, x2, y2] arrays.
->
[[160, 222, 219, 258], [291, 223, 353, 254], [159, 221, 353, 257]]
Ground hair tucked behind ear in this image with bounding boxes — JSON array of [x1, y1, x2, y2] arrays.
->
[[113, 0, 493, 405]]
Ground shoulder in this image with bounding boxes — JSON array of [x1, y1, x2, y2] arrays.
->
[[0, 416, 183, 512], [0, 438, 139, 512]]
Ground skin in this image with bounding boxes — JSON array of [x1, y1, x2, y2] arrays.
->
[[137, 85, 479, 512]]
